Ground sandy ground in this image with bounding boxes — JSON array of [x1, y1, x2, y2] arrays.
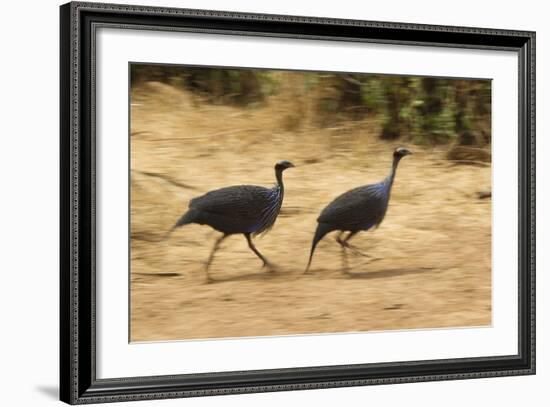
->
[[130, 82, 492, 341]]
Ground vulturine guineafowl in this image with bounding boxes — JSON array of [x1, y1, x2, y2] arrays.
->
[[171, 160, 295, 282], [305, 147, 412, 274]]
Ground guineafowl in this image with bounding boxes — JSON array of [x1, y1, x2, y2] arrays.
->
[[171, 160, 295, 282], [305, 147, 412, 274]]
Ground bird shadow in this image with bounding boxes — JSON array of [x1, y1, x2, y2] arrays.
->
[[345, 266, 436, 280], [209, 270, 283, 283], [208, 266, 435, 283]]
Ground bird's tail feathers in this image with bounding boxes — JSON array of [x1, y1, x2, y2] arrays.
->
[[164, 210, 195, 240], [304, 223, 330, 273]]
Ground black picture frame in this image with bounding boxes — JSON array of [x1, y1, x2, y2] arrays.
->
[[60, 1, 536, 404]]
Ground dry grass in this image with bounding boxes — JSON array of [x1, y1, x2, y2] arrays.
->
[[130, 82, 491, 342]]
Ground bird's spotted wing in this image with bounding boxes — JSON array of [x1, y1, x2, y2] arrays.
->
[[189, 185, 273, 220], [317, 184, 389, 230]]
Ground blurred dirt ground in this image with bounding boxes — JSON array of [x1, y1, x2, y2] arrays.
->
[[130, 82, 492, 342]]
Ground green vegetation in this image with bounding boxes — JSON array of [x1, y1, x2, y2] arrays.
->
[[131, 64, 491, 146]]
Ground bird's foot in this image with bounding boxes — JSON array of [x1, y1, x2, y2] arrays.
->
[[263, 261, 277, 272], [336, 237, 368, 257], [346, 244, 372, 258]]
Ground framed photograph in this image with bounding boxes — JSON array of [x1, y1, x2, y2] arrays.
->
[[60, 1, 535, 404]]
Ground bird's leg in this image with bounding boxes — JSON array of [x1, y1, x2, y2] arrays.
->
[[335, 231, 346, 247], [340, 242, 351, 275], [244, 233, 274, 271], [343, 232, 382, 263], [336, 231, 359, 252], [340, 232, 373, 258], [204, 234, 227, 283], [335, 232, 352, 274]]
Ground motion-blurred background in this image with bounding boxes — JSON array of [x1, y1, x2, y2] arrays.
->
[[130, 65, 491, 341]]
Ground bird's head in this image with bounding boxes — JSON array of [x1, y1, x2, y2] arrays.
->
[[393, 147, 413, 160], [275, 160, 295, 172]]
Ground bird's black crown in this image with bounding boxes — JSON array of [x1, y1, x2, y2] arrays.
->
[[393, 147, 413, 159], [275, 160, 295, 171]]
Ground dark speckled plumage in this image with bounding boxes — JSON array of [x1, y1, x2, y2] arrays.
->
[[171, 160, 294, 281], [305, 147, 412, 273], [179, 184, 283, 236], [317, 181, 390, 231]]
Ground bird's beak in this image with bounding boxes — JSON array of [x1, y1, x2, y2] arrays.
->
[[288, 162, 296, 168]]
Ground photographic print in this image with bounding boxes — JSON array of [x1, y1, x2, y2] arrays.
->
[[61, 4, 535, 402], [129, 64, 492, 342]]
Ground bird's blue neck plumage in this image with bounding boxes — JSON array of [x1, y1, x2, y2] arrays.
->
[[250, 169, 285, 235], [381, 155, 403, 195], [275, 169, 285, 198]]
